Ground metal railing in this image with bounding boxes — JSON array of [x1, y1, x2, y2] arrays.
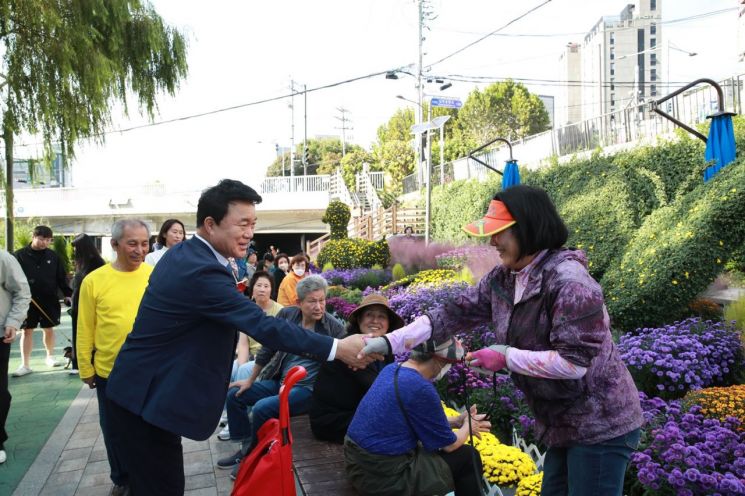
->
[[368, 171, 384, 190], [259, 175, 330, 194], [401, 73, 745, 193], [329, 169, 358, 208]]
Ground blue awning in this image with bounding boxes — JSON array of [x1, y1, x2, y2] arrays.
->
[[502, 160, 521, 189], [704, 114, 736, 182]]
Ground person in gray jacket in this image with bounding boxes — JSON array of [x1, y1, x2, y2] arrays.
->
[[0, 249, 32, 464], [220, 275, 346, 473]]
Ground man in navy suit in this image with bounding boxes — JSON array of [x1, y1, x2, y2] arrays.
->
[[105, 179, 372, 495]]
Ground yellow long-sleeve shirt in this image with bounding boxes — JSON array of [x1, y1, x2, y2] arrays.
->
[[77, 263, 152, 380]]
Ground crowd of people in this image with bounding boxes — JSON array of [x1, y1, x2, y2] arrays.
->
[[0, 180, 644, 496]]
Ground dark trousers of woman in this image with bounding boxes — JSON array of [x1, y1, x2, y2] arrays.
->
[[0, 342, 11, 450], [439, 444, 484, 496]]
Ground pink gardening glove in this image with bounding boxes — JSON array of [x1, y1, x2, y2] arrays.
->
[[359, 315, 432, 356], [469, 345, 508, 372]]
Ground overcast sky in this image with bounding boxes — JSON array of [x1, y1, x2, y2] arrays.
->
[[30, 0, 737, 190]]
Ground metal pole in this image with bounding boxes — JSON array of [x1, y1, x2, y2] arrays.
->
[[303, 84, 308, 176], [439, 123, 445, 185], [425, 132, 432, 245], [290, 79, 295, 191], [416, 0, 424, 189]]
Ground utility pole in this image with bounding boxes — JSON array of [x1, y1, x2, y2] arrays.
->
[[303, 84, 308, 175], [289, 79, 296, 189], [416, 0, 424, 189], [334, 107, 353, 157]]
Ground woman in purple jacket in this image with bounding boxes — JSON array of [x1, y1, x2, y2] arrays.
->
[[362, 185, 643, 496]]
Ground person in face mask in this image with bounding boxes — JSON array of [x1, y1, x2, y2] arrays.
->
[[345, 338, 490, 496], [276, 254, 308, 306], [271, 253, 290, 301]]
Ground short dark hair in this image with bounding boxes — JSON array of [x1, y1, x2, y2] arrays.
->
[[248, 270, 274, 297], [156, 219, 185, 246], [493, 185, 568, 259], [33, 226, 53, 238], [196, 179, 262, 227], [290, 253, 308, 269], [274, 253, 289, 268]]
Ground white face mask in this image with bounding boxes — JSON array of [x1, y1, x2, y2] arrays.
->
[[434, 363, 452, 382], [278, 261, 289, 272], [293, 267, 305, 277]]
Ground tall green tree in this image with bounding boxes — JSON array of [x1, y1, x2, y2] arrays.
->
[[0, 0, 188, 249], [453, 80, 549, 148]]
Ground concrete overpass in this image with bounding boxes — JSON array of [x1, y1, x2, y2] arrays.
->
[[6, 175, 353, 250]]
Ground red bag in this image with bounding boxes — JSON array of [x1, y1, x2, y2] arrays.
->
[[231, 365, 307, 496]]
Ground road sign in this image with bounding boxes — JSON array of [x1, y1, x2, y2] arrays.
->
[[430, 97, 462, 109]]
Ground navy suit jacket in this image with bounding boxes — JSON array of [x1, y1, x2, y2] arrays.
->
[[106, 237, 334, 440]]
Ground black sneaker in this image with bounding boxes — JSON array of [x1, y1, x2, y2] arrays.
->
[[217, 449, 242, 469], [230, 461, 240, 481]]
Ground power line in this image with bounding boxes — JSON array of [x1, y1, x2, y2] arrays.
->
[[431, 6, 736, 38], [425, 0, 553, 69], [6, 68, 396, 149]]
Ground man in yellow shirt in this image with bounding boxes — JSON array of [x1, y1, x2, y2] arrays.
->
[[77, 219, 152, 496]]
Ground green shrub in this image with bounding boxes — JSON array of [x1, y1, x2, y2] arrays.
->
[[724, 295, 745, 336], [430, 175, 501, 244], [317, 238, 390, 269], [322, 262, 334, 272], [326, 285, 363, 305], [360, 238, 390, 268], [391, 263, 406, 281], [350, 269, 392, 291], [602, 158, 745, 331], [52, 237, 72, 274], [322, 200, 351, 239]]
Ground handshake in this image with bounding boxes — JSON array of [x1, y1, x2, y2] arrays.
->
[[335, 315, 510, 373]]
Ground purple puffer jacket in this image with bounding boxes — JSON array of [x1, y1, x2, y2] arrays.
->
[[427, 248, 642, 447]]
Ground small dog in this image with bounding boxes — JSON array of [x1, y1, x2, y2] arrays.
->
[[63, 346, 73, 369]]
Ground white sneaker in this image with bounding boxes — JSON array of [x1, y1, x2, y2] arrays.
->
[[0, 449, 6, 464], [68, 369, 79, 376], [12, 366, 33, 377], [46, 356, 63, 367], [218, 425, 231, 441], [219, 412, 228, 427]]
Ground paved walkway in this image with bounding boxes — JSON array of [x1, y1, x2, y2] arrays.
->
[[2, 315, 239, 496], [11, 387, 237, 496]]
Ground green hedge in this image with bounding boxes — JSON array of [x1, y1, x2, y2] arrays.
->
[[601, 157, 745, 331], [430, 174, 501, 243], [322, 200, 351, 239], [317, 238, 390, 269]]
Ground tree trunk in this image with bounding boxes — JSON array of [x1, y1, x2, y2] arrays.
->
[[4, 124, 14, 251]]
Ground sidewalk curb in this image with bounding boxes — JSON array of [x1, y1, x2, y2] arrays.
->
[[12, 385, 93, 496]]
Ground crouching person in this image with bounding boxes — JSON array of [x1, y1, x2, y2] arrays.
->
[[219, 274, 346, 477], [344, 338, 490, 496]]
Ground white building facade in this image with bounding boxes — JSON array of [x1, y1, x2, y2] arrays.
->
[[558, 0, 662, 124]]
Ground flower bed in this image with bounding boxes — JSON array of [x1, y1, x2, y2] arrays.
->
[[627, 393, 745, 495], [618, 318, 744, 399], [682, 384, 745, 425], [320, 268, 391, 290]]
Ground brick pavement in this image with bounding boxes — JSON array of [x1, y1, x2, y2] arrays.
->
[[3, 315, 240, 496], [12, 388, 238, 496]]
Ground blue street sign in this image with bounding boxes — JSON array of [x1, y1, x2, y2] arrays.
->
[[430, 97, 462, 109]]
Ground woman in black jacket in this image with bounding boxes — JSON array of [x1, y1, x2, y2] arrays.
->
[[69, 234, 105, 374], [308, 294, 404, 443]]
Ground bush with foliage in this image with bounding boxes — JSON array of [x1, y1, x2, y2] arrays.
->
[[381, 269, 462, 292], [724, 295, 745, 338], [326, 285, 363, 305], [618, 318, 744, 399], [326, 297, 358, 320], [602, 158, 745, 330], [52, 236, 72, 273], [317, 238, 390, 270], [391, 263, 406, 281], [430, 176, 501, 244], [322, 200, 351, 239]]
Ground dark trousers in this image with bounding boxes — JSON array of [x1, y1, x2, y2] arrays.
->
[[95, 376, 127, 485], [439, 444, 484, 496], [70, 313, 78, 370], [0, 342, 10, 448], [106, 398, 184, 495]]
